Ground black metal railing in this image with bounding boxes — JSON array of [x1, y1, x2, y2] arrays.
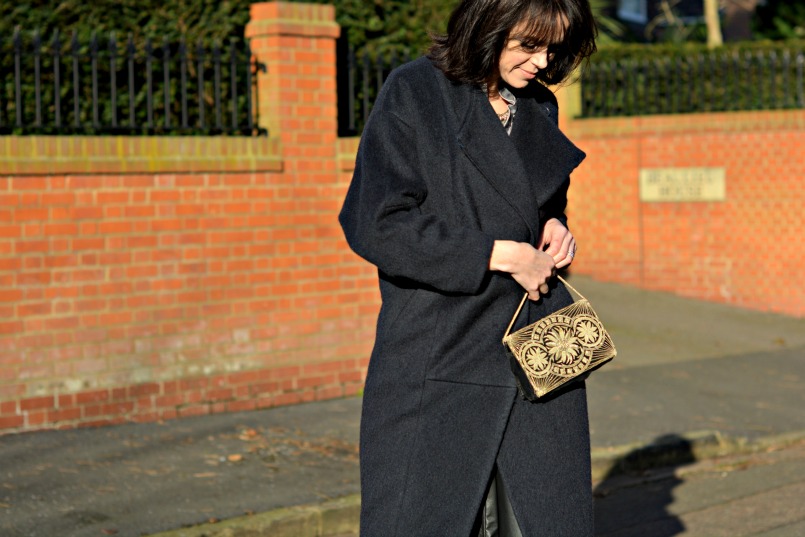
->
[[337, 44, 413, 136], [580, 47, 805, 118], [1, 28, 266, 135]]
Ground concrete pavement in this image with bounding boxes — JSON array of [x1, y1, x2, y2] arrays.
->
[[1, 275, 804, 537], [594, 439, 805, 536]]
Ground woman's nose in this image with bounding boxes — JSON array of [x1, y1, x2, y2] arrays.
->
[[531, 50, 549, 70]]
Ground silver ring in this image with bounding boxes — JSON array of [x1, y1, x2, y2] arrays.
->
[[568, 249, 575, 258]]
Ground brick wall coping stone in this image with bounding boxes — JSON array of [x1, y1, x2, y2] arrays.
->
[[566, 109, 805, 139], [0, 136, 283, 176], [246, 2, 340, 39]]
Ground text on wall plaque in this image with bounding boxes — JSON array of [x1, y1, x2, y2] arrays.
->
[[639, 167, 726, 202]]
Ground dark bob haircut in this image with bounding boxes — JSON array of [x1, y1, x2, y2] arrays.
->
[[429, 0, 598, 86]]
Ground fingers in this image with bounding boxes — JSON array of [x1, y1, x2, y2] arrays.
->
[[541, 220, 568, 259], [552, 233, 573, 263], [554, 236, 577, 269], [507, 243, 559, 301], [543, 231, 562, 258], [528, 283, 549, 301], [537, 219, 558, 250], [527, 277, 553, 301], [527, 263, 555, 301]]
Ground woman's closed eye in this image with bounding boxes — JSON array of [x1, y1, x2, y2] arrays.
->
[[518, 41, 544, 53], [514, 41, 557, 64]]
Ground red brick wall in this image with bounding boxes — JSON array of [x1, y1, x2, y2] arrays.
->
[[561, 110, 804, 317], [0, 2, 380, 433], [2, 2, 802, 434]]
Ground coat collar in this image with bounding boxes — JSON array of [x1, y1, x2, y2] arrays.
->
[[432, 65, 586, 242]]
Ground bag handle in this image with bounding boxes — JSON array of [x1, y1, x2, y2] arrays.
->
[[502, 275, 586, 341]]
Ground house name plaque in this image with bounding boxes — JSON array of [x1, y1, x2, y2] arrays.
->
[[639, 167, 726, 202]]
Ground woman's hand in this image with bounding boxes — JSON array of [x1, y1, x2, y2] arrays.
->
[[538, 218, 576, 269], [489, 240, 556, 301]]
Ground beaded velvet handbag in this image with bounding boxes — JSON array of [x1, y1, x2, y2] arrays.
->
[[502, 276, 617, 400]]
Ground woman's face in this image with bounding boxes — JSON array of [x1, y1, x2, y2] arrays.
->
[[497, 33, 554, 89]]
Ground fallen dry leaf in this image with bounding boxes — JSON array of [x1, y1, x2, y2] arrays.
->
[[227, 454, 243, 462], [239, 428, 259, 441], [193, 472, 217, 478]]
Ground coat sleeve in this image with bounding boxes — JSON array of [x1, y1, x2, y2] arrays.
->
[[339, 105, 495, 295]]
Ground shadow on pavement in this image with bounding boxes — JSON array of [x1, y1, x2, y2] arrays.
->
[[594, 434, 694, 537]]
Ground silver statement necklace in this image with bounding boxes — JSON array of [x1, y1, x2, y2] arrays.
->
[[484, 83, 514, 126]]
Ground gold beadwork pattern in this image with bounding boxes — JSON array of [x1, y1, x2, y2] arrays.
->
[[503, 282, 616, 398]]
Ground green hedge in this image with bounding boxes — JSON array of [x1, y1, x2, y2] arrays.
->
[[0, 0, 252, 49], [591, 40, 805, 62], [580, 41, 805, 117]]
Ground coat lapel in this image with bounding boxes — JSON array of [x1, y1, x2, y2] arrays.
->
[[446, 83, 541, 242], [510, 88, 586, 208], [432, 65, 587, 243]]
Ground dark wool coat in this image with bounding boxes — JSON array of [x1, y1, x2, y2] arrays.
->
[[339, 57, 593, 537]]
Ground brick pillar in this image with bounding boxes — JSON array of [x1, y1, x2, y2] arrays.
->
[[242, 3, 372, 404], [246, 2, 341, 166]]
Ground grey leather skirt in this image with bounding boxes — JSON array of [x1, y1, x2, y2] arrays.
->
[[476, 467, 523, 537]]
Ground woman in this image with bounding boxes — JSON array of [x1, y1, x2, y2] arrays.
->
[[339, 0, 598, 535]]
